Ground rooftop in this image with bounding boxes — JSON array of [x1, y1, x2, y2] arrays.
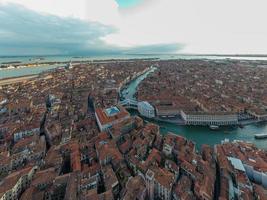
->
[[105, 106, 120, 117], [0, 166, 34, 197], [228, 157, 246, 172], [95, 105, 130, 126]]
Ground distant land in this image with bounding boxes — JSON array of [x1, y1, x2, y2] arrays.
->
[[127, 53, 267, 57], [1, 53, 267, 58]]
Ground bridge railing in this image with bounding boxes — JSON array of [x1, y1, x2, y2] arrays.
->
[[119, 99, 138, 108]]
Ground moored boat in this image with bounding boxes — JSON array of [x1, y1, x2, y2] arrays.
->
[[254, 133, 267, 139], [209, 125, 220, 130]]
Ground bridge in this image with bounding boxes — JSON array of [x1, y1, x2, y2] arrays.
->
[[119, 99, 138, 109]]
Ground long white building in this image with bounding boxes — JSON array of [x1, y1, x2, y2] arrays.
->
[[180, 111, 238, 126]]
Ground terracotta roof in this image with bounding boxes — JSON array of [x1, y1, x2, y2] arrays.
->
[[95, 105, 130, 126], [150, 166, 175, 190], [31, 168, 57, 186], [20, 186, 45, 200], [124, 175, 146, 200], [0, 166, 33, 196], [102, 165, 118, 190]]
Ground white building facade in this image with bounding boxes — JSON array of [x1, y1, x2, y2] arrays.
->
[[146, 169, 155, 200], [244, 163, 267, 188], [180, 111, 238, 126], [95, 114, 130, 132], [13, 128, 39, 142], [138, 101, 155, 119]]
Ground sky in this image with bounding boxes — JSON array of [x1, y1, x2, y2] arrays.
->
[[0, 0, 267, 56]]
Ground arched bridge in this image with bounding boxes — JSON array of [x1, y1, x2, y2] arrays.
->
[[119, 99, 138, 109]]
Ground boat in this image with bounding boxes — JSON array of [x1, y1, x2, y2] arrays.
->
[[209, 125, 220, 130], [239, 124, 244, 128], [254, 133, 267, 139], [7, 65, 15, 69]]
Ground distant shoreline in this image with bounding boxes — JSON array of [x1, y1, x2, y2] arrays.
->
[[1, 56, 267, 81], [124, 53, 267, 57], [0, 58, 160, 81], [1, 53, 267, 58]]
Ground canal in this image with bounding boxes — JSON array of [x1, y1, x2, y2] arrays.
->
[[121, 67, 267, 150]]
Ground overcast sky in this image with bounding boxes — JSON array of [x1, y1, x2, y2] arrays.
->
[[1, 0, 267, 55]]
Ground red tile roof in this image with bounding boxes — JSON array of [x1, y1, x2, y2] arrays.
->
[[95, 106, 129, 126]]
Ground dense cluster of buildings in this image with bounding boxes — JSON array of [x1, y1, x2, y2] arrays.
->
[[137, 59, 267, 126], [0, 59, 266, 200], [215, 140, 267, 199]]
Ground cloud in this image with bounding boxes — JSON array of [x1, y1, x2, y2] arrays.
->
[[104, 0, 267, 54], [2, 0, 267, 54], [0, 3, 118, 55], [0, 3, 183, 56], [124, 43, 184, 54]]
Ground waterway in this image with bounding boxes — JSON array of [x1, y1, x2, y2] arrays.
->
[[121, 67, 157, 100], [121, 68, 267, 150]]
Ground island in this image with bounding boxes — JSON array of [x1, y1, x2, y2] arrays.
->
[[0, 59, 266, 200]]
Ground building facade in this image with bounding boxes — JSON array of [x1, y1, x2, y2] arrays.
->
[[145, 168, 174, 200], [244, 164, 267, 188], [95, 106, 130, 132], [138, 101, 155, 118], [0, 166, 37, 200], [180, 111, 238, 126]]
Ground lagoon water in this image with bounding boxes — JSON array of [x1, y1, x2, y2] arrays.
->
[[2, 54, 267, 79], [0, 55, 154, 79], [0, 64, 61, 79]]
